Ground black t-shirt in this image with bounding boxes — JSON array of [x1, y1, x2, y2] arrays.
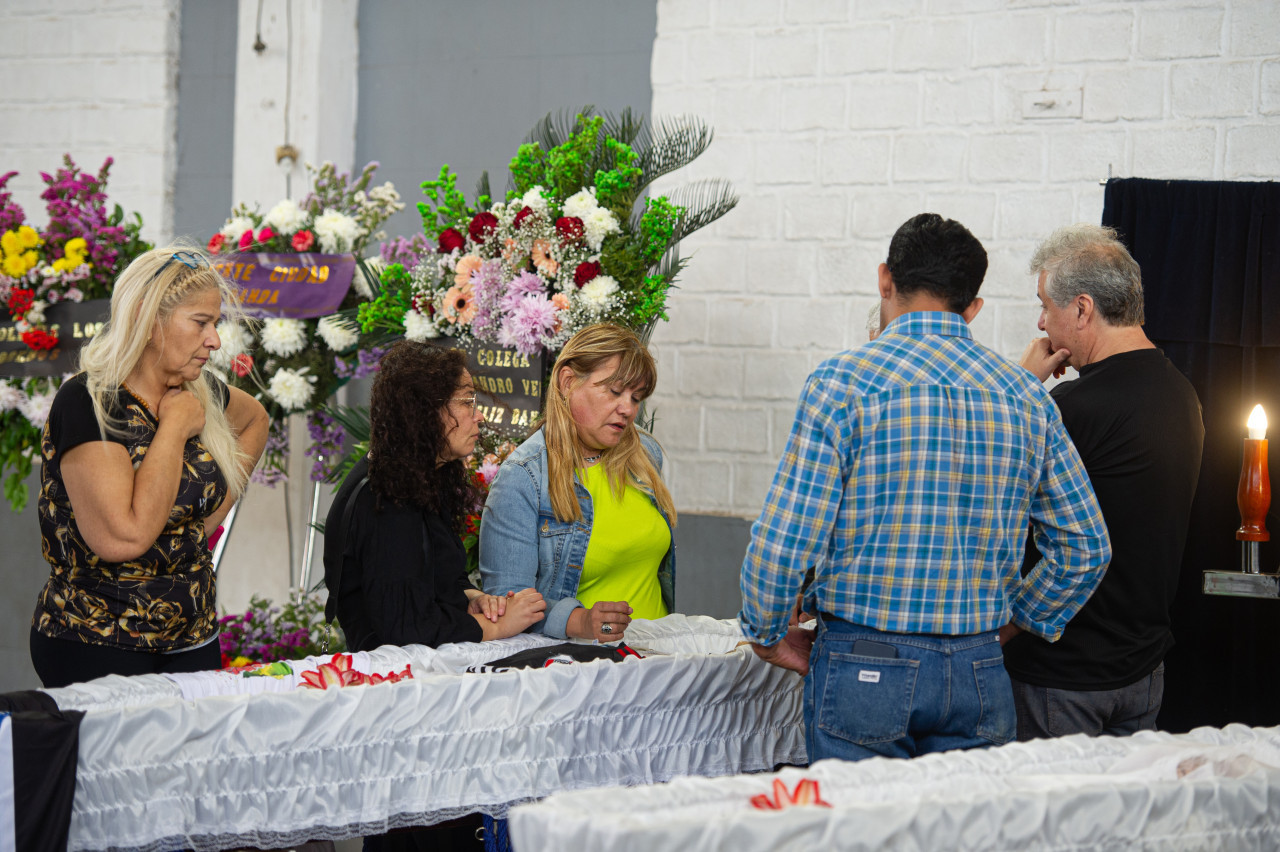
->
[[323, 455, 482, 652], [1004, 349, 1204, 690], [33, 372, 230, 651]]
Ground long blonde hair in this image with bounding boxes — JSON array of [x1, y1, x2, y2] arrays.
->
[[78, 245, 252, 502], [544, 323, 676, 525]]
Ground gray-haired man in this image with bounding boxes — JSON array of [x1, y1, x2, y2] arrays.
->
[[1002, 224, 1204, 739]]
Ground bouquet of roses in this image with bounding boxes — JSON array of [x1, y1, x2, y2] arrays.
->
[[0, 156, 151, 511], [205, 161, 403, 486], [359, 109, 738, 358]]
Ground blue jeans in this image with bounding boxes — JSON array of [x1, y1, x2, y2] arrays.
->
[[805, 617, 1016, 762], [1009, 663, 1164, 741]]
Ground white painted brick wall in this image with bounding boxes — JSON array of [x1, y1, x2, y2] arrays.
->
[[0, 0, 179, 243], [649, 0, 1280, 515]]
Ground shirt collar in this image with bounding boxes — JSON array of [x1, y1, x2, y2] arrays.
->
[[880, 310, 974, 340]]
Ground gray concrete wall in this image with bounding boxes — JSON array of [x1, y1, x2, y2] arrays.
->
[[171, 0, 237, 243], [355, 0, 657, 240], [673, 512, 751, 620], [0, 471, 45, 691]]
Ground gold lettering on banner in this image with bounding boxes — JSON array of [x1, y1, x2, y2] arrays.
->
[[477, 405, 506, 424], [510, 408, 531, 427], [521, 379, 540, 396], [72, 321, 104, 339]]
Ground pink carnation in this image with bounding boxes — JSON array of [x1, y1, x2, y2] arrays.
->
[[238, 230, 254, 251]]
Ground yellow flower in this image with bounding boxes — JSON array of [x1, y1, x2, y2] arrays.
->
[[17, 226, 41, 250], [22, 250, 38, 269], [0, 230, 19, 257], [64, 236, 87, 256], [2, 253, 26, 276]]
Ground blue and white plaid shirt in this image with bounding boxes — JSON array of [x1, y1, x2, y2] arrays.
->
[[740, 311, 1110, 647]]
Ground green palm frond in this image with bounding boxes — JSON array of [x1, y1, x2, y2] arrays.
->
[[666, 178, 740, 241], [524, 106, 598, 150], [636, 115, 715, 192]]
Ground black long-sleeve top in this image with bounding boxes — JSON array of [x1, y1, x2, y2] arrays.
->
[[322, 456, 482, 652]]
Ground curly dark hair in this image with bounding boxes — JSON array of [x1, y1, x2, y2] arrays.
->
[[367, 341, 477, 529], [886, 213, 988, 313]]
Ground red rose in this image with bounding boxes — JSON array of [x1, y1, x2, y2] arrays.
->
[[437, 228, 465, 254], [238, 230, 254, 251], [555, 216, 585, 246], [7, 287, 35, 317], [231, 353, 254, 378], [20, 329, 58, 350], [574, 260, 601, 287], [257, 226, 275, 243], [207, 233, 226, 254], [291, 230, 315, 252], [468, 212, 499, 245], [512, 206, 534, 231]]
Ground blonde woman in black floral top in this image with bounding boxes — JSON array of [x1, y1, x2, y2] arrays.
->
[[29, 246, 268, 688]]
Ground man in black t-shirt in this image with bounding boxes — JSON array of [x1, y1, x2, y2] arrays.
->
[[1001, 224, 1204, 740]]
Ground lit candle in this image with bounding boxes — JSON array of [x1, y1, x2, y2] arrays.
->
[[1248, 404, 1267, 440]]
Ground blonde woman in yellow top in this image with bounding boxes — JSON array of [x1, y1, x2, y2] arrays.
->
[[479, 324, 677, 641]]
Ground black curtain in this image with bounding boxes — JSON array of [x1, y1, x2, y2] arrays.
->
[[1102, 178, 1280, 733]]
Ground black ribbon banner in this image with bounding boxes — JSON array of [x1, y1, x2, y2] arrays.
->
[[0, 300, 110, 378], [433, 337, 547, 439]]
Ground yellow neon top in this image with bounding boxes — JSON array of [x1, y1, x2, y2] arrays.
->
[[576, 463, 670, 620]]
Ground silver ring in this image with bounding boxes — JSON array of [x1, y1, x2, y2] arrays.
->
[[600, 623, 614, 634]]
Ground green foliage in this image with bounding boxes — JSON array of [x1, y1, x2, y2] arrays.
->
[[358, 263, 411, 333], [419, 165, 483, 232], [639, 196, 685, 267], [0, 409, 37, 512]]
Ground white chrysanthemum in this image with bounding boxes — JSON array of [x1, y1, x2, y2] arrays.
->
[[260, 318, 308, 357], [208, 321, 253, 372], [313, 209, 363, 253], [317, 314, 359, 351], [561, 188, 599, 220], [267, 367, 316, 411], [582, 207, 621, 251], [263, 198, 308, 234], [351, 261, 375, 299], [403, 308, 441, 341], [0, 382, 23, 413], [220, 216, 256, 240], [578, 274, 619, 313], [520, 186, 550, 215], [18, 389, 55, 429], [25, 300, 47, 325]]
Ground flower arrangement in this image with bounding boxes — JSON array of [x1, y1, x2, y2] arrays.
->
[[206, 161, 403, 486], [299, 653, 413, 689], [359, 109, 737, 358], [217, 593, 347, 668], [750, 778, 832, 811], [0, 157, 151, 511]]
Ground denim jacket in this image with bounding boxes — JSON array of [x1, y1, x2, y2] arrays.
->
[[478, 428, 676, 639]]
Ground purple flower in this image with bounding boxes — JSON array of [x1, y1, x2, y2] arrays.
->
[[499, 271, 547, 313], [380, 235, 432, 271], [498, 294, 558, 356], [305, 410, 346, 482]]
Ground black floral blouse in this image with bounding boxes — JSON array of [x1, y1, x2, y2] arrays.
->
[[32, 373, 229, 651]]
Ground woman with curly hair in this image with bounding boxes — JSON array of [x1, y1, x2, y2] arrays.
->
[[323, 341, 544, 653], [480, 323, 676, 642]]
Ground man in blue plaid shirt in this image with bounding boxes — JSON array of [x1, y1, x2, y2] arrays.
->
[[740, 213, 1111, 762]]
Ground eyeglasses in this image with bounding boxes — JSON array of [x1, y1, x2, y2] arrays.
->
[[448, 394, 478, 410], [162, 251, 211, 272]]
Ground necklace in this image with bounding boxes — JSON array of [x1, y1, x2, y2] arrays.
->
[[582, 453, 602, 465]]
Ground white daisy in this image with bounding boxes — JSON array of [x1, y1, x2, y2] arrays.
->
[[263, 198, 308, 234], [561, 188, 599, 219], [267, 367, 317, 411], [313, 209, 364, 253], [403, 308, 441, 341], [578, 275, 619, 314], [260, 318, 308, 358]]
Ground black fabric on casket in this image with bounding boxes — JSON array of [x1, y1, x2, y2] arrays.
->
[[0, 691, 84, 852], [1102, 178, 1280, 733], [466, 643, 643, 673]]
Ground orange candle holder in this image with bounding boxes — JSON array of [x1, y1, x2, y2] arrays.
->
[[1236, 437, 1270, 542]]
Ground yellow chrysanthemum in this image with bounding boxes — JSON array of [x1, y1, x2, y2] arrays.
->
[[64, 236, 87, 256], [0, 230, 20, 257], [2, 253, 28, 277], [17, 225, 41, 250], [22, 250, 38, 268]]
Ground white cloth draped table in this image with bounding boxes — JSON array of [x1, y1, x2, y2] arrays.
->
[[509, 722, 1280, 851], [41, 614, 807, 851]]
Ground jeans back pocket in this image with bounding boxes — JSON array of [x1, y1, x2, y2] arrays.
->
[[818, 650, 920, 746], [972, 655, 1016, 745]]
